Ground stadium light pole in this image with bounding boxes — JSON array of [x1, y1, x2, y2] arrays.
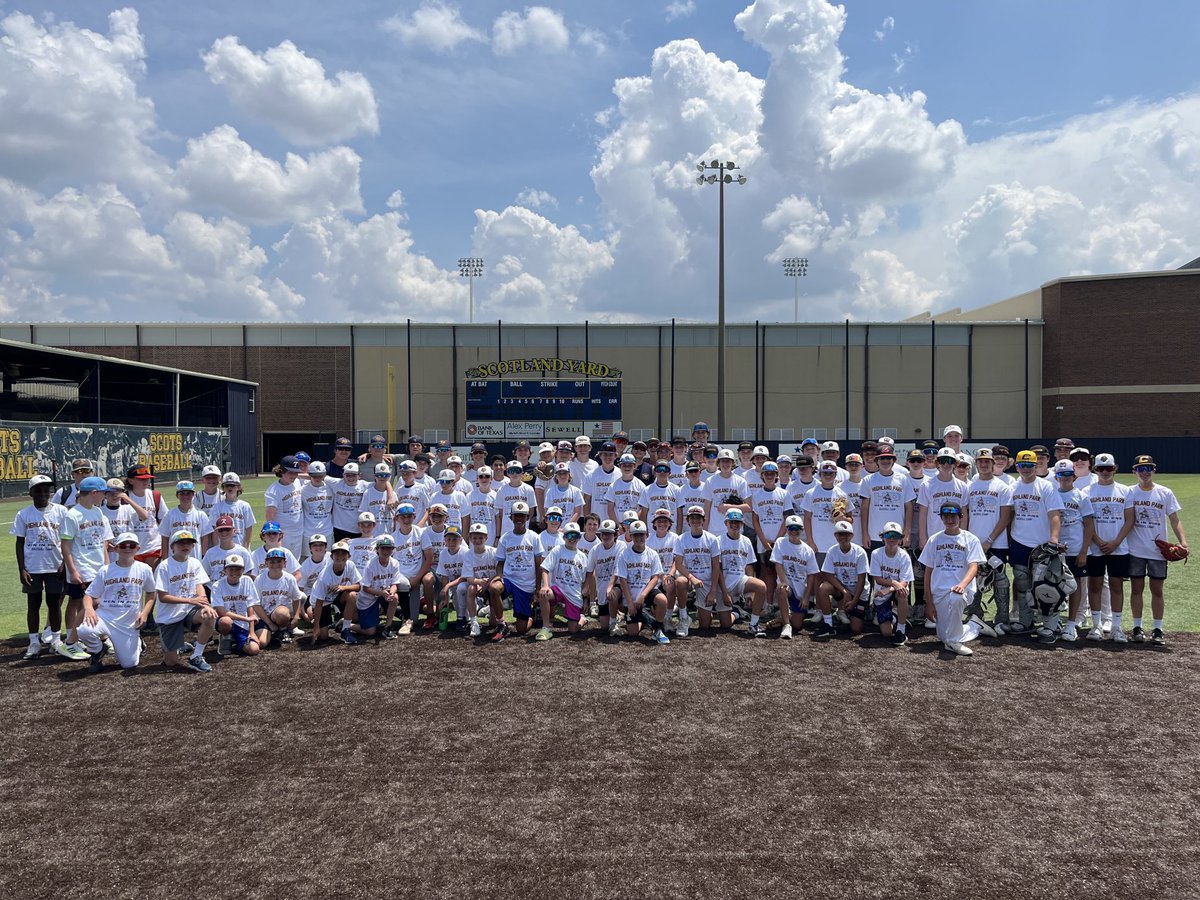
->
[[458, 257, 484, 323], [696, 159, 747, 441], [782, 257, 809, 323]]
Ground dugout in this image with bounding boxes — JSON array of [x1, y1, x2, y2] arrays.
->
[[0, 340, 257, 493]]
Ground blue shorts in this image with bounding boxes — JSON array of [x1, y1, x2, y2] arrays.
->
[[872, 599, 897, 626], [787, 589, 807, 614], [505, 579, 535, 619], [358, 599, 381, 631], [230, 622, 251, 651]]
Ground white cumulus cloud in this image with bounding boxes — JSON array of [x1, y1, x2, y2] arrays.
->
[[515, 188, 558, 209], [383, 2, 486, 53], [492, 7, 570, 56], [665, 1, 696, 22], [202, 37, 379, 146]]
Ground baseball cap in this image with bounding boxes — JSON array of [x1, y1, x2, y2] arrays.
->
[[395, 502, 416, 516], [470, 443, 488, 454], [1054, 437, 1075, 449], [761, 461, 779, 473], [618, 453, 637, 465], [776, 455, 793, 466], [175, 481, 195, 493], [428, 503, 448, 515], [506, 460, 523, 472], [78, 476, 108, 492], [671, 436, 687, 446], [214, 514, 235, 529], [974, 448, 993, 460], [956, 453, 972, 465], [511, 501, 530, 515], [907, 450, 923, 462], [692, 422, 710, 432], [833, 520, 854, 534], [114, 532, 139, 546], [71, 458, 94, 472], [627, 519, 647, 533], [612, 431, 629, 442], [876, 446, 897, 458], [437, 469, 455, 482], [546, 506, 564, 517], [1030, 444, 1050, 456], [224, 553, 246, 569], [563, 522, 582, 536], [653, 462, 670, 472], [622, 510, 639, 523], [717, 448, 736, 461], [752, 445, 769, 458], [342, 462, 360, 475], [1094, 453, 1116, 468], [652, 507, 673, 521], [1015, 450, 1037, 464], [860, 440, 879, 452], [796, 455, 815, 467], [222, 471, 241, 485], [294, 452, 311, 464], [600, 441, 617, 453], [375, 463, 392, 477], [335, 437, 353, 448], [309, 534, 328, 545], [880, 522, 904, 538], [407, 436, 423, 447], [800, 438, 818, 447], [557, 440, 574, 452], [685, 461, 700, 472], [920, 440, 939, 452], [127, 464, 152, 480], [936, 449, 956, 462], [736, 441, 753, 452], [170, 529, 197, 545], [599, 519, 618, 533], [784, 514, 803, 530], [514, 440, 531, 450], [265, 548, 287, 561], [939, 502, 963, 516], [477, 466, 493, 477], [469, 523, 488, 535], [942, 425, 963, 437], [447, 456, 463, 465], [105, 477, 125, 491], [820, 441, 840, 452], [201, 464, 222, 477], [331, 540, 351, 553], [436, 440, 451, 452], [398, 459, 417, 471], [991, 445, 1011, 456], [844, 454, 863, 465], [1069, 447, 1091, 460], [538, 442, 555, 454], [443, 526, 461, 538], [280, 455, 301, 473], [725, 509, 744, 522], [686, 505, 705, 517], [555, 462, 571, 473], [878, 436, 895, 446], [819, 460, 838, 472], [1133, 454, 1156, 469], [261, 521, 283, 534], [308, 461, 327, 475], [1053, 461, 1074, 476], [358, 511, 376, 523], [575, 435, 592, 446], [632, 441, 647, 451]]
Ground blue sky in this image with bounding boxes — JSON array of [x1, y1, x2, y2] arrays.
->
[[2, 0, 1198, 322]]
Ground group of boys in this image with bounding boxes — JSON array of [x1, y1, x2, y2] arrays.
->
[[11, 422, 1187, 669]]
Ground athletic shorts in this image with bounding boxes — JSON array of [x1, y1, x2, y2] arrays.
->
[[1128, 556, 1168, 581], [848, 598, 869, 620], [505, 580, 535, 619], [814, 552, 827, 569], [872, 599, 897, 626], [1066, 558, 1087, 580], [21, 571, 64, 595], [786, 588, 807, 614], [358, 599, 381, 631], [1009, 541, 1034, 569], [158, 608, 203, 653], [318, 602, 338, 628], [134, 549, 160, 565], [64, 581, 86, 600], [230, 622, 251, 651], [638, 595, 666, 628], [629, 586, 666, 611], [549, 585, 583, 622], [1086, 554, 1130, 579], [725, 573, 750, 601]]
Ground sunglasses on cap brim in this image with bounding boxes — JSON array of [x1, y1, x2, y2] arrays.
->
[[939, 507, 961, 516], [882, 532, 903, 539]]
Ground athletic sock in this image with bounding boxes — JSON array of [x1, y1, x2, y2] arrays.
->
[[342, 619, 352, 631], [1133, 617, 1143, 629], [28, 632, 39, 644], [1111, 613, 1122, 630], [750, 614, 760, 627], [896, 622, 906, 634], [191, 642, 205, 660], [1153, 618, 1163, 631], [823, 614, 833, 626]]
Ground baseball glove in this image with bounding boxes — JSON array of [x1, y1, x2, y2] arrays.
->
[[1156, 538, 1189, 563], [831, 496, 851, 523], [535, 461, 555, 481]]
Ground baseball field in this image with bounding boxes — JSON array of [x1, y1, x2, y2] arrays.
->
[[2, 474, 1197, 899]]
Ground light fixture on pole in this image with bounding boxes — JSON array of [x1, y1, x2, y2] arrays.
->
[[782, 257, 809, 323], [458, 257, 484, 323], [696, 159, 747, 441]]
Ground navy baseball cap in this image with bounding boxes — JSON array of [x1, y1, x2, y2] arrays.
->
[[692, 422, 710, 432], [335, 437, 353, 448], [600, 441, 617, 453]]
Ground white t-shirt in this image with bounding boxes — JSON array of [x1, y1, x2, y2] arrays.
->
[[860, 471, 917, 542], [801, 484, 849, 552], [196, 488, 222, 514], [466, 488, 497, 543], [390, 526, 426, 580], [677, 480, 711, 525], [569, 457, 598, 490], [201, 543, 254, 581], [705, 472, 749, 510], [101, 503, 140, 559], [496, 528, 542, 592], [585, 466, 619, 516], [429, 489, 470, 529], [154, 555, 210, 624], [918, 477, 970, 540], [667, 460, 691, 489], [770, 538, 819, 592], [359, 556, 403, 609], [62, 504, 113, 583], [966, 478, 1014, 550], [254, 570, 302, 613], [1009, 477, 1065, 548], [298, 555, 328, 595], [676, 530, 721, 585], [86, 560, 157, 629], [919, 529, 986, 595], [126, 490, 169, 554], [1057, 488, 1094, 556], [1083, 481, 1130, 556], [785, 478, 817, 513], [250, 546, 300, 575], [158, 506, 212, 560], [495, 482, 537, 537], [544, 482, 586, 523], [301, 480, 336, 537], [264, 479, 304, 532], [210, 498, 257, 546], [607, 477, 646, 521], [821, 542, 870, 591], [211, 574, 259, 619], [869, 546, 914, 588], [436, 546, 468, 582], [312, 560, 361, 604], [640, 481, 681, 529], [419, 527, 449, 570], [539, 529, 564, 556], [615, 544, 663, 599], [1124, 483, 1182, 559], [646, 530, 678, 572], [716, 532, 756, 590], [360, 484, 398, 533], [585, 540, 622, 590], [542, 545, 589, 606], [331, 479, 369, 533], [750, 486, 789, 545], [464, 546, 498, 581]]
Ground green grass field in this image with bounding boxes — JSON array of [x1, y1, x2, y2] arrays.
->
[[2, 474, 1197, 638]]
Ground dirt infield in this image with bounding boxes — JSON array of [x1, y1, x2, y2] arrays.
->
[[3, 628, 1199, 900]]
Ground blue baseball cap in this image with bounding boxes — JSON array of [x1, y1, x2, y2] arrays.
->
[[265, 548, 287, 560], [175, 481, 195, 493], [725, 509, 744, 522], [261, 520, 283, 534], [692, 422, 710, 432], [78, 476, 108, 492], [294, 451, 311, 463]]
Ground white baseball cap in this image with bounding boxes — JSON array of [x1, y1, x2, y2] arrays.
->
[[878, 436, 895, 446], [820, 441, 840, 452], [343, 462, 359, 474], [447, 455, 463, 465], [477, 465, 493, 477], [942, 424, 963, 437], [469, 523, 488, 535], [358, 511, 376, 523], [221, 471, 241, 484], [717, 448, 736, 461], [956, 453, 972, 465], [399, 460, 417, 471], [1053, 460, 1075, 476], [563, 522, 582, 536], [28, 474, 53, 490], [114, 532, 140, 546], [618, 453, 637, 465], [1095, 453, 1116, 467], [627, 520, 647, 534], [880, 522, 904, 538], [599, 519, 618, 533], [833, 520, 854, 534], [438, 469, 456, 482], [819, 460, 838, 472], [538, 442, 555, 454], [201, 464, 222, 477], [784, 515, 804, 529], [308, 461, 327, 475], [374, 463, 392, 477], [686, 505, 706, 517], [622, 510, 639, 523], [428, 503, 449, 514], [308, 533, 328, 545], [554, 462, 571, 473], [575, 435, 591, 446], [511, 501, 530, 515], [224, 553, 246, 568], [546, 506, 564, 516], [752, 445, 770, 458]]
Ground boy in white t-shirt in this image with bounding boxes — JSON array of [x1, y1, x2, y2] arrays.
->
[[537, 522, 590, 639], [770, 515, 819, 640], [813, 521, 869, 641], [867, 522, 913, 645], [13, 475, 70, 660], [210, 554, 262, 657], [717, 510, 769, 638], [616, 521, 668, 644], [251, 548, 303, 647], [918, 503, 990, 656], [76, 532, 158, 672], [60, 476, 114, 661], [463, 524, 501, 638], [1124, 455, 1187, 645], [154, 530, 216, 672], [308, 541, 361, 645]]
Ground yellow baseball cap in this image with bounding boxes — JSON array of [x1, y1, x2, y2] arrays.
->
[[1015, 450, 1037, 464]]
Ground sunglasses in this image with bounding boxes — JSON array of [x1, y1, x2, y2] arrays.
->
[[882, 533, 903, 540], [1016, 463, 1035, 469], [786, 526, 803, 532], [546, 515, 563, 521], [370, 443, 385, 449], [939, 507, 961, 516], [116, 542, 139, 549], [1094, 466, 1115, 472], [1134, 466, 1155, 473]]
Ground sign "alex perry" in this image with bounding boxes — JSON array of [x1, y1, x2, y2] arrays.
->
[[464, 357, 622, 379]]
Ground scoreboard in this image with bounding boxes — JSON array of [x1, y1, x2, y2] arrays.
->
[[467, 380, 621, 421]]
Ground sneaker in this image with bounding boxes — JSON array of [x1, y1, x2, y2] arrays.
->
[[87, 645, 108, 674], [1001, 622, 1030, 636], [655, 628, 671, 645], [180, 641, 195, 654], [608, 621, 620, 638], [944, 641, 973, 656], [924, 619, 938, 630], [56, 641, 89, 661], [1131, 626, 1146, 643], [1152, 628, 1166, 646], [291, 626, 304, 636], [535, 626, 553, 642], [1037, 627, 1059, 645], [1086, 626, 1104, 641], [381, 628, 397, 640], [890, 630, 908, 646], [398, 620, 413, 635], [1111, 628, 1128, 644], [969, 614, 998, 639], [749, 622, 768, 639], [1060, 627, 1077, 643], [469, 620, 481, 638], [23, 639, 42, 660], [217, 634, 232, 656], [491, 625, 508, 643], [343, 631, 359, 645], [40, 626, 56, 644], [806, 609, 823, 624], [1102, 620, 1113, 635], [279, 631, 293, 644], [813, 622, 837, 641], [780, 623, 793, 640], [675, 613, 690, 638], [835, 610, 850, 625], [422, 616, 438, 631], [186, 655, 213, 673]]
